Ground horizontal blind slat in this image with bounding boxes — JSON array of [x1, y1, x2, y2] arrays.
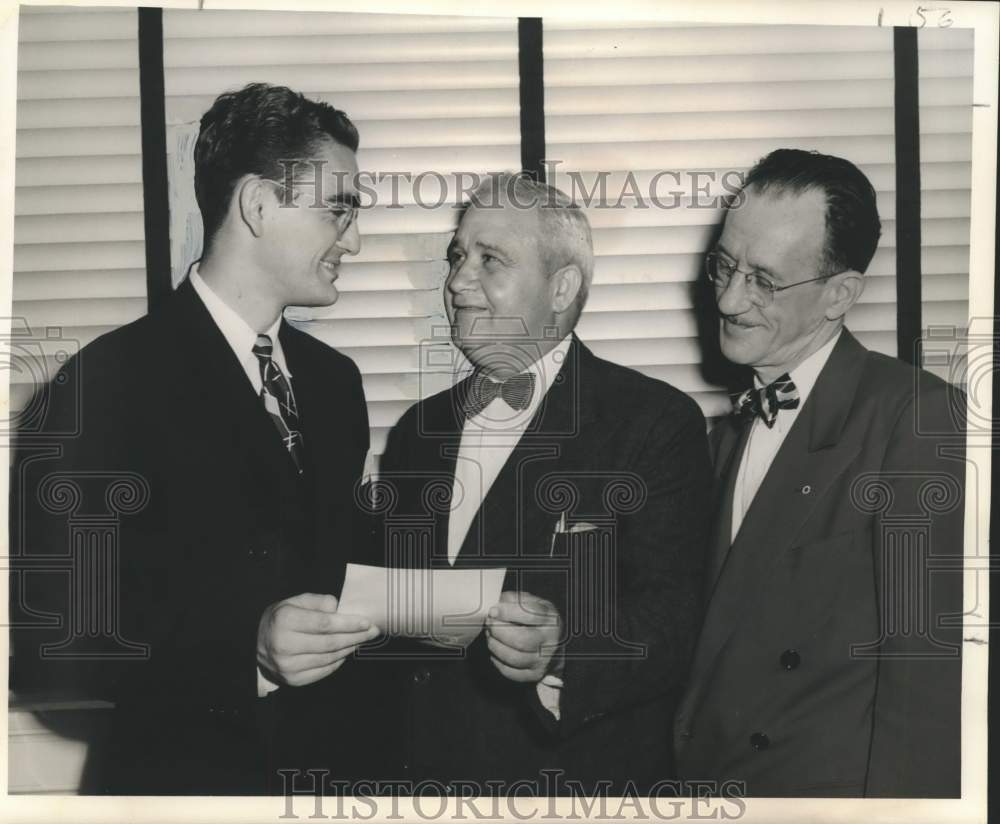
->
[[543, 26, 895, 57], [16, 126, 144, 158], [13, 183, 144, 216], [162, 32, 517, 67], [545, 77, 971, 114], [163, 10, 514, 38], [546, 52, 930, 86], [13, 269, 148, 302], [14, 241, 146, 273], [165, 89, 520, 122], [15, 213, 145, 245], [18, 69, 142, 101], [16, 155, 142, 187], [16, 298, 147, 331], [547, 106, 971, 143], [163, 62, 518, 96], [17, 9, 138, 42], [16, 97, 143, 129]]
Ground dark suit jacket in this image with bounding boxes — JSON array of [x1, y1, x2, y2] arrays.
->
[[361, 336, 712, 794], [674, 329, 965, 797], [9, 279, 370, 794]]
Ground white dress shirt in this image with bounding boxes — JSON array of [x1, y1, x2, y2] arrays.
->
[[448, 335, 573, 563], [731, 330, 842, 544], [189, 264, 290, 388], [449, 335, 573, 718], [188, 265, 288, 698]]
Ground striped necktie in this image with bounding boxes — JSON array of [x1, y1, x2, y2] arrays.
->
[[252, 334, 304, 473], [731, 373, 800, 428]]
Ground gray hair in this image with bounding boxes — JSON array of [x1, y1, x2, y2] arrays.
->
[[466, 172, 594, 324]]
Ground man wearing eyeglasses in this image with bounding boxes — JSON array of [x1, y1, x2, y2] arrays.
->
[[10, 83, 374, 794], [674, 149, 964, 797]]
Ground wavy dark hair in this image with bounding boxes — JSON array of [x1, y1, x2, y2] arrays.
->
[[742, 148, 882, 275], [194, 83, 359, 253]]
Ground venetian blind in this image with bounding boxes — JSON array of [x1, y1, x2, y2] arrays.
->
[[10, 5, 146, 420], [161, 9, 520, 458], [542, 22, 972, 421], [918, 26, 973, 384]]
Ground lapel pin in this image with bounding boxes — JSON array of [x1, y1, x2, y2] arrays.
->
[[801, 485, 812, 495]]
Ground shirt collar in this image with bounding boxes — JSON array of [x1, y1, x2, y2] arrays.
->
[[188, 263, 289, 385], [525, 334, 573, 414], [751, 329, 841, 431], [785, 328, 841, 406]]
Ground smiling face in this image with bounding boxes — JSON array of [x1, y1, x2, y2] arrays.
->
[[715, 186, 849, 382], [258, 138, 360, 308], [445, 203, 561, 375]]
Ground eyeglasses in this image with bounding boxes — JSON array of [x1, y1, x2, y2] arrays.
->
[[263, 178, 358, 233], [704, 251, 836, 307]]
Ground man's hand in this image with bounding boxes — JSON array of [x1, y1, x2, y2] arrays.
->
[[257, 593, 380, 687], [485, 591, 563, 683]]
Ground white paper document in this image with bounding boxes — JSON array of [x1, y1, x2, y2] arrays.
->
[[338, 563, 507, 648]]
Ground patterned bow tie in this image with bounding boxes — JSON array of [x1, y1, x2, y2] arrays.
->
[[461, 370, 536, 418], [731, 373, 800, 428]]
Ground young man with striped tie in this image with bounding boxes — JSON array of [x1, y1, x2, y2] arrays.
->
[[10, 83, 376, 794]]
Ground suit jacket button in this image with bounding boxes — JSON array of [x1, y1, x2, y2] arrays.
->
[[750, 732, 770, 751], [412, 668, 430, 685], [780, 649, 801, 670]]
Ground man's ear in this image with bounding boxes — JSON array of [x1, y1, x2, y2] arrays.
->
[[824, 270, 865, 320], [550, 264, 583, 315], [236, 176, 267, 238]]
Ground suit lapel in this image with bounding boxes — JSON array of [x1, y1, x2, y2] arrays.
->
[[689, 330, 870, 689], [733, 330, 868, 553], [169, 279, 300, 482], [413, 382, 466, 562], [279, 322, 334, 480], [705, 416, 751, 596]]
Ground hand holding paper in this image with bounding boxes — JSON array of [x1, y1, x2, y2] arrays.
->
[[486, 591, 564, 684], [338, 564, 507, 648], [256, 592, 380, 687]]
